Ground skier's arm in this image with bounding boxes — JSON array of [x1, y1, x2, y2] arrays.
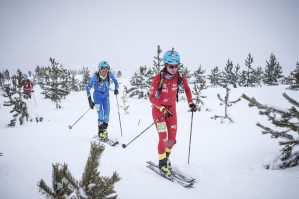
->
[[182, 75, 193, 104], [86, 74, 97, 97], [149, 75, 163, 109], [109, 72, 119, 90]]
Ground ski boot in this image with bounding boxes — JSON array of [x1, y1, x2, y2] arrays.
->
[[166, 152, 172, 170], [98, 122, 108, 141], [99, 129, 108, 141], [159, 157, 172, 177]]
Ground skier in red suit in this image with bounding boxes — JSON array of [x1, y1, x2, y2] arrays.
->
[[149, 49, 197, 177], [22, 74, 33, 99]]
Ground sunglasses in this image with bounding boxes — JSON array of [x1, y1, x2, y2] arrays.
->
[[166, 64, 180, 69]]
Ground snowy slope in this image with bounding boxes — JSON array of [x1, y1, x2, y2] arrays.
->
[[0, 83, 299, 199]]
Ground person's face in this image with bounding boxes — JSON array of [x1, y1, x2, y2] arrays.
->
[[165, 64, 180, 75], [100, 66, 109, 76]]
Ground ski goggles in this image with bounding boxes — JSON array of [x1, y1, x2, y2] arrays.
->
[[166, 64, 180, 69], [100, 66, 110, 71]]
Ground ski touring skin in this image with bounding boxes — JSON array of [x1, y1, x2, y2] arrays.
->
[[146, 161, 196, 187], [93, 135, 119, 146]]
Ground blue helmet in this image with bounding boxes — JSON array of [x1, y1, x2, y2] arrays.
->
[[98, 61, 110, 70], [23, 74, 28, 80], [163, 50, 180, 64]]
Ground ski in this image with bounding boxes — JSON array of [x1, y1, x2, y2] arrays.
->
[[146, 163, 193, 187], [93, 135, 119, 146], [146, 161, 196, 183]]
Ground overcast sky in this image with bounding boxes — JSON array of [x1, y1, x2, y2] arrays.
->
[[0, 0, 298, 76]]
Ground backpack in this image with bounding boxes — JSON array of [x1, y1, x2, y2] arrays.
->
[[154, 70, 183, 102]]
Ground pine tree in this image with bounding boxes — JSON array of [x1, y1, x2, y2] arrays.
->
[[193, 65, 206, 84], [41, 58, 70, 109], [2, 86, 29, 126], [242, 93, 299, 169], [126, 66, 151, 99], [153, 45, 163, 73], [219, 59, 239, 88], [211, 87, 241, 123], [208, 66, 222, 87], [38, 142, 120, 199], [243, 53, 256, 87], [192, 81, 208, 109], [262, 53, 284, 85], [119, 88, 129, 115], [285, 62, 299, 90], [70, 73, 79, 92], [80, 67, 91, 91]]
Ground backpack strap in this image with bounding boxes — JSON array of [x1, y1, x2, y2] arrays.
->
[[176, 72, 183, 102], [154, 70, 164, 99]]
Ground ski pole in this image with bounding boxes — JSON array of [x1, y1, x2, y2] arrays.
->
[[32, 91, 37, 105], [188, 111, 194, 164], [116, 94, 123, 137], [68, 108, 90, 129], [122, 120, 156, 149]]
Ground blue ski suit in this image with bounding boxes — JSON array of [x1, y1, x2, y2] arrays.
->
[[86, 71, 119, 124]]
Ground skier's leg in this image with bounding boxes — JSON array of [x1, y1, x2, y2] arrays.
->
[[96, 102, 104, 136], [165, 107, 177, 169], [152, 108, 171, 176], [101, 97, 110, 140]]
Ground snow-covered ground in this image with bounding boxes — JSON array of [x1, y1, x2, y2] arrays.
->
[[0, 81, 299, 199]]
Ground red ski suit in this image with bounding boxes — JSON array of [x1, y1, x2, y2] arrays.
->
[[149, 70, 193, 155], [22, 79, 33, 98]]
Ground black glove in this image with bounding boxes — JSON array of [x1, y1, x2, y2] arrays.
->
[[114, 89, 119, 95], [88, 96, 95, 109], [160, 106, 173, 118], [189, 103, 197, 112]]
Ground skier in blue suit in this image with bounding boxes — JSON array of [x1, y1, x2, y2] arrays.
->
[[86, 61, 119, 141]]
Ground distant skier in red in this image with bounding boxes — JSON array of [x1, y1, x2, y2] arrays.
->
[[149, 49, 197, 177], [21, 74, 33, 99]]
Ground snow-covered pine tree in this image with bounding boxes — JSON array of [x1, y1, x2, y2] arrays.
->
[[116, 70, 122, 78], [262, 53, 284, 85], [0, 71, 4, 87], [70, 73, 79, 92], [2, 86, 29, 126], [219, 59, 239, 88], [285, 62, 299, 90], [192, 81, 208, 110], [126, 65, 151, 99], [242, 53, 257, 87], [211, 87, 241, 123], [242, 93, 299, 169], [38, 163, 73, 199], [193, 65, 206, 84], [120, 88, 129, 115], [208, 66, 222, 87], [253, 66, 263, 87], [41, 58, 70, 109], [79, 67, 91, 91], [38, 142, 120, 199], [153, 45, 163, 73]]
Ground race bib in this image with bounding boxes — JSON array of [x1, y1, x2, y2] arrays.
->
[[157, 122, 166, 133]]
